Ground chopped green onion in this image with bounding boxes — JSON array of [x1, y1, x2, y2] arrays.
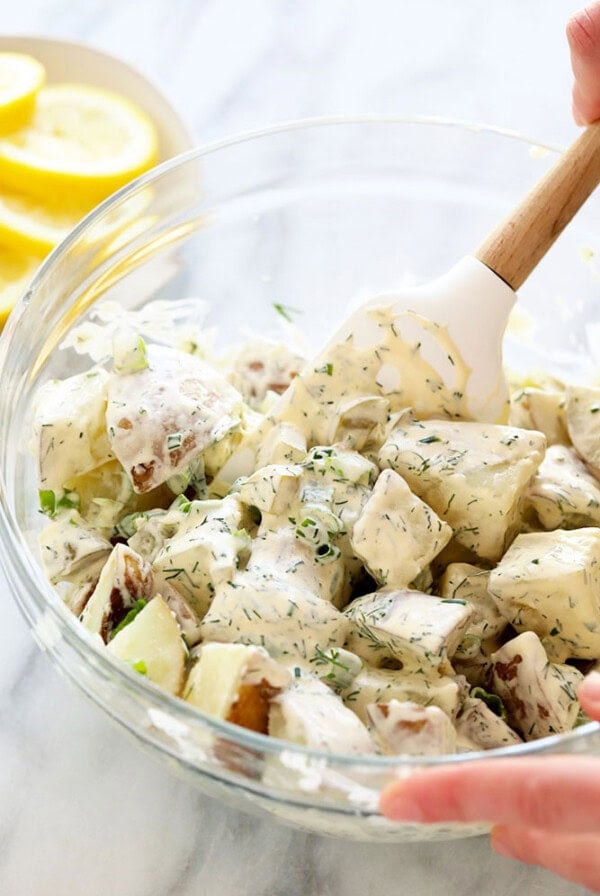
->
[[113, 334, 149, 374], [111, 599, 147, 639], [471, 687, 507, 721], [167, 432, 183, 451], [39, 490, 56, 517], [56, 490, 80, 512], [131, 660, 148, 675]]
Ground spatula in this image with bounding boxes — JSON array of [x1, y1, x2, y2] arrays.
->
[[328, 120, 600, 422]]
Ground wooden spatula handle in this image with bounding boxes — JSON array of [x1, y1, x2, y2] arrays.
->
[[476, 121, 600, 291]]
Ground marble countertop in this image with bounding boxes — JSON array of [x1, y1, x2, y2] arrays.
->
[[0, 1, 595, 894]]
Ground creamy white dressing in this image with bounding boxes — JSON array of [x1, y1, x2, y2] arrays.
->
[[33, 296, 594, 756], [223, 307, 472, 481], [272, 307, 472, 441]]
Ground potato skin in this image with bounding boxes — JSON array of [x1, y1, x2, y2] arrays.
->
[[227, 680, 279, 734]]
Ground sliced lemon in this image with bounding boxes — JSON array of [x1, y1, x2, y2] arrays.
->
[[0, 83, 159, 204], [0, 53, 45, 135], [0, 247, 39, 330], [0, 188, 93, 257]]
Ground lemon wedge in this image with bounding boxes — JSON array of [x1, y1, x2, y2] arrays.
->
[[0, 188, 93, 257], [0, 83, 159, 204], [0, 247, 39, 330], [0, 53, 45, 135]]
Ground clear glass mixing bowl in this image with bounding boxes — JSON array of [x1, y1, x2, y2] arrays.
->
[[2, 117, 600, 843]]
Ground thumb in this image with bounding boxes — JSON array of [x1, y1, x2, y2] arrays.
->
[[578, 670, 600, 719], [567, 2, 600, 124]]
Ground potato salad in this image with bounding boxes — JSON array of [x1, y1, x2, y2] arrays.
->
[[33, 303, 599, 757]]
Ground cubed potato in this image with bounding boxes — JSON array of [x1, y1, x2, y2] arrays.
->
[[152, 495, 245, 618], [80, 544, 153, 642], [302, 444, 377, 488], [440, 563, 505, 689], [106, 344, 243, 493], [527, 445, 600, 530], [439, 563, 508, 643], [351, 469, 452, 588], [344, 589, 472, 674], [248, 526, 346, 607], [201, 571, 349, 664], [237, 463, 302, 515], [510, 387, 569, 446], [488, 528, 600, 661], [326, 395, 390, 451], [202, 412, 258, 480], [269, 675, 375, 753], [227, 337, 305, 410], [107, 594, 186, 695], [341, 667, 463, 725], [126, 502, 191, 562], [379, 420, 545, 561], [491, 632, 583, 740], [455, 696, 523, 749], [566, 385, 600, 476], [34, 368, 113, 491], [255, 422, 307, 467], [39, 510, 112, 586], [154, 578, 202, 648], [453, 640, 501, 690], [367, 700, 457, 756], [184, 642, 290, 733], [308, 647, 363, 690], [66, 459, 173, 535], [60, 555, 109, 617]]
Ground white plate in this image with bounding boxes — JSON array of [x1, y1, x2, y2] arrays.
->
[[0, 35, 194, 159]]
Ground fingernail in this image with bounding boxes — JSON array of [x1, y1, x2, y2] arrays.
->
[[490, 828, 517, 860]]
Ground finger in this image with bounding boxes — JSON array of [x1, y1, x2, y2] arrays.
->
[[567, 2, 600, 124], [379, 756, 600, 833], [492, 826, 600, 893], [579, 670, 600, 719]]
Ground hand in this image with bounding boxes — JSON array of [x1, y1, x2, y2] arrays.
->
[[567, 1, 600, 124], [380, 6, 600, 888], [379, 672, 600, 891]]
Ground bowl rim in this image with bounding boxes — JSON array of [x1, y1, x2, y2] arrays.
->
[[1, 113, 597, 773]]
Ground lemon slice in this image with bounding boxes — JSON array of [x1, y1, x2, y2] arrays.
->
[[0, 247, 39, 330], [0, 53, 45, 135], [0, 84, 159, 204], [0, 188, 93, 256]]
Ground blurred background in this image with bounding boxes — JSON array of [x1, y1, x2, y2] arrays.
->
[[2, 0, 583, 148]]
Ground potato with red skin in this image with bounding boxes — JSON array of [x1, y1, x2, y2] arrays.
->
[[184, 643, 290, 733], [108, 594, 186, 695], [80, 543, 153, 642], [106, 344, 243, 493], [491, 632, 583, 740]]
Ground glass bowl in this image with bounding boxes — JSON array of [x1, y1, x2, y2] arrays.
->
[[2, 116, 600, 843]]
